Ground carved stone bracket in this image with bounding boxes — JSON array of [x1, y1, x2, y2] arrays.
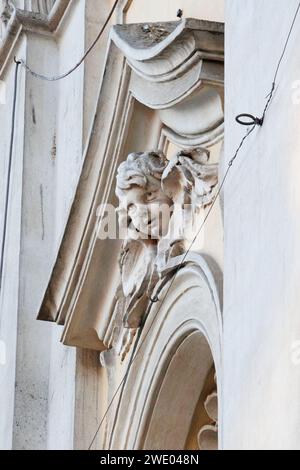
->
[[36, 18, 223, 356], [100, 20, 224, 357], [111, 18, 223, 109], [0, 0, 70, 71], [111, 18, 224, 148], [26, 1, 56, 15], [105, 148, 219, 358]]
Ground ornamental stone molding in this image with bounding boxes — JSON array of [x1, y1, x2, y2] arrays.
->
[[198, 387, 218, 450], [0, 0, 70, 71], [105, 254, 222, 449], [111, 18, 224, 148], [36, 18, 224, 365], [0, 0, 56, 39]]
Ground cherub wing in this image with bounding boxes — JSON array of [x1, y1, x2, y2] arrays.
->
[[162, 148, 218, 209]]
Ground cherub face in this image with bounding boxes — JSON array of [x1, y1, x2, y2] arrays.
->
[[118, 182, 172, 239]]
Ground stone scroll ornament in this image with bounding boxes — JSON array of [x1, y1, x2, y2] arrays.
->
[[109, 149, 218, 359]]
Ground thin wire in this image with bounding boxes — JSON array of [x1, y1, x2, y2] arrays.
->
[[0, 0, 120, 298], [87, 0, 300, 450], [274, 1, 300, 84], [88, 125, 256, 451], [262, 0, 300, 122], [88, 325, 143, 450], [18, 0, 119, 81], [0, 60, 21, 295]]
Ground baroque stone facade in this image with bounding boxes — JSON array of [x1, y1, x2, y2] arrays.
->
[[2, 0, 299, 452], [0, 0, 224, 450]]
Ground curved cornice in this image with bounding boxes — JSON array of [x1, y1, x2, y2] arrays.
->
[[111, 18, 224, 62], [110, 18, 224, 110]]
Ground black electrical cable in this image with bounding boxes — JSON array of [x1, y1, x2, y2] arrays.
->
[[17, 0, 119, 81], [87, 0, 300, 450], [88, 125, 256, 451], [2, 0, 299, 452], [0, 0, 120, 295], [236, 0, 300, 127], [0, 59, 21, 295]]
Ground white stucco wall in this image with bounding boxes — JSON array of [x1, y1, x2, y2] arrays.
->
[[54, 0, 85, 243], [47, 325, 76, 450], [12, 32, 58, 451], [223, 0, 300, 450], [126, 0, 224, 23]]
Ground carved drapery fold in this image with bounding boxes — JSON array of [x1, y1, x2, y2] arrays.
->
[[111, 19, 223, 108], [106, 256, 222, 449]]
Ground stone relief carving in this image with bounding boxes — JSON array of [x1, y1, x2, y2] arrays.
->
[[198, 385, 218, 450], [107, 149, 218, 358], [35, 18, 223, 355], [0, 0, 57, 57]]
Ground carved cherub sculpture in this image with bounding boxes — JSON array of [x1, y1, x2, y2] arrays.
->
[[116, 151, 172, 241], [109, 148, 218, 355], [116, 148, 218, 259]]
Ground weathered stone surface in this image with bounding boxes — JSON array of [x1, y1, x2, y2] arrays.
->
[[110, 148, 218, 356]]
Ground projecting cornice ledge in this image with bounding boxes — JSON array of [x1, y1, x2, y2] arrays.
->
[[111, 19, 224, 61], [110, 18, 224, 109]]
